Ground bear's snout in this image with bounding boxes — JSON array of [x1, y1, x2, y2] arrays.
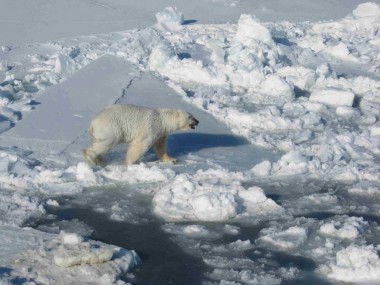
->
[[190, 117, 199, 129]]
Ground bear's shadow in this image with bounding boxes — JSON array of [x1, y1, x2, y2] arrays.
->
[[167, 132, 248, 156], [106, 132, 248, 163]]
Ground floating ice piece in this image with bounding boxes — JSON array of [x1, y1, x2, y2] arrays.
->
[[319, 216, 366, 240], [236, 14, 274, 47], [251, 160, 272, 177], [309, 88, 355, 107], [320, 244, 380, 282], [0, 192, 44, 226], [204, 37, 227, 63], [33, 168, 64, 184], [353, 2, 380, 18], [100, 163, 175, 184], [148, 42, 226, 88], [223, 225, 240, 235], [301, 100, 326, 113], [12, 229, 140, 284], [193, 167, 244, 184], [259, 75, 295, 101], [300, 112, 321, 127], [336, 106, 356, 117], [227, 239, 253, 251], [183, 225, 210, 237], [46, 199, 60, 207], [316, 63, 335, 79], [53, 232, 135, 268], [74, 162, 102, 186], [162, 223, 223, 239], [156, 7, 184, 31], [324, 42, 358, 62], [313, 2, 380, 34], [0, 154, 10, 173], [277, 66, 316, 90], [60, 232, 84, 245], [360, 91, 380, 115], [298, 35, 326, 53], [53, 54, 74, 74], [271, 151, 309, 176], [207, 267, 281, 285], [259, 226, 308, 250], [54, 249, 113, 267], [370, 126, 380, 136], [192, 192, 238, 221], [354, 133, 380, 156], [148, 42, 176, 70], [0, 97, 10, 107], [348, 186, 380, 196], [153, 173, 283, 222], [334, 169, 359, 182]]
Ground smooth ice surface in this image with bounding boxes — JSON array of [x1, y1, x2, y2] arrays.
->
[[2, 0, 379, 46], [3, 56, 138, 142]]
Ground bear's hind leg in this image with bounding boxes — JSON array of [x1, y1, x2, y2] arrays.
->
[[153, 135, 176, 164], [83, 148, 97, 166], [83, 140, 114, 166]]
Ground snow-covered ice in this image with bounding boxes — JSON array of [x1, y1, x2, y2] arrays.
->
[[320, 244, 380, 283], [0, 229, 140, 284], [1, 1, 380, 284], [152, 172, 284, 222], [156, 7, 185, 31]]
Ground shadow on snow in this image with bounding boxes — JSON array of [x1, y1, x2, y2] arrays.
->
[[167, 132, 249, 156]]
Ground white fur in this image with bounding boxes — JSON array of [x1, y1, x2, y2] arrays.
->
[[83, 104, 198, 165]]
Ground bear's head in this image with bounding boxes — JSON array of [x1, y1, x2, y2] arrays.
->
[[177, 110, 199, 131], [160, 109, 199, 132], [180, 110, 199, 131]]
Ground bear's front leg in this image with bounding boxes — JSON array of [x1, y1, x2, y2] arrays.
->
[[153, 135, 176, 164]]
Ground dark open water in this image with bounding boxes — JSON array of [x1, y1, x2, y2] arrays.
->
[[24, 184, 358, 285]]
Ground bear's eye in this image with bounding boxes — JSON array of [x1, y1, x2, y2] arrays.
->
[[188, 115, 192, 119]]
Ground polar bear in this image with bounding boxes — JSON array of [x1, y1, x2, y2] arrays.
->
[[83, 104, 199, 166]]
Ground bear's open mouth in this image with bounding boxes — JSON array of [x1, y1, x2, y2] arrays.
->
[[189, 118, 199, 129]]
